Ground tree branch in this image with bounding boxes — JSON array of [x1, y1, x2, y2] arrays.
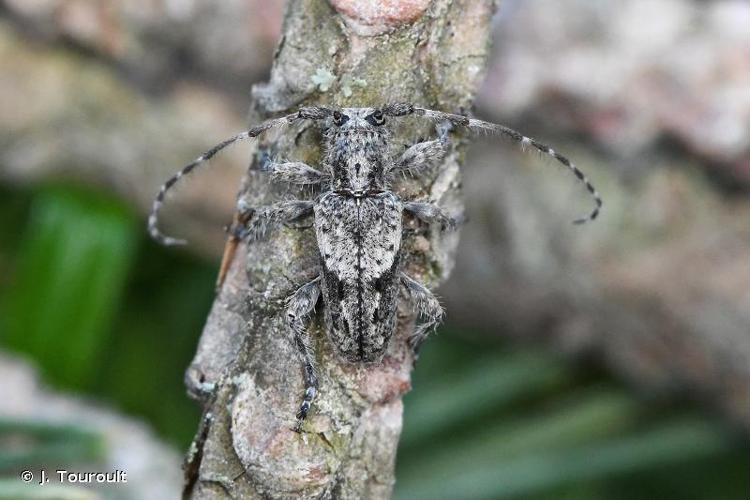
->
[[182, 1, 495, 498]]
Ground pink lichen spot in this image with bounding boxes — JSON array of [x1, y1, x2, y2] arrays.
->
[[330, 0, 432, 35]]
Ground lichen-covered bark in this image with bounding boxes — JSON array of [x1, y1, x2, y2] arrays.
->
[[182, 1, 496, 498]]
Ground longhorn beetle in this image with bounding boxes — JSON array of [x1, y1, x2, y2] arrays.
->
[[148, 103, 602, 431]]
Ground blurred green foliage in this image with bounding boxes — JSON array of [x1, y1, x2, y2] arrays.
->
[[0, 184, 208, 446], [1, 182, 750, 499], [396, 334, 748, 499], [3, 186, 137, 386], [0, 418, 104, 472]]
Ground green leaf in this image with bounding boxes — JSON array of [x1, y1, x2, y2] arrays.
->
[[1, 185, 137, 388], [0, 418, 105, 471], [395, 417, 731, 500], [401, 347, 572, 447]]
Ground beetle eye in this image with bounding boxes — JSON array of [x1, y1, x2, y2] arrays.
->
[[333, 111, 348, 126], [367, 110, 386, 126]]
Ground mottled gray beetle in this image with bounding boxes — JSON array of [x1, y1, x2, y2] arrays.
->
[[148, 103, 601, 430]]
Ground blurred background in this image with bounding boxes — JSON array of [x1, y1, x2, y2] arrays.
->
[[1, 0, 750, 498]]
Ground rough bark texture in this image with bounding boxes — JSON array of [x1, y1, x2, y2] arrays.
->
[[182, 1, 495, 498]]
